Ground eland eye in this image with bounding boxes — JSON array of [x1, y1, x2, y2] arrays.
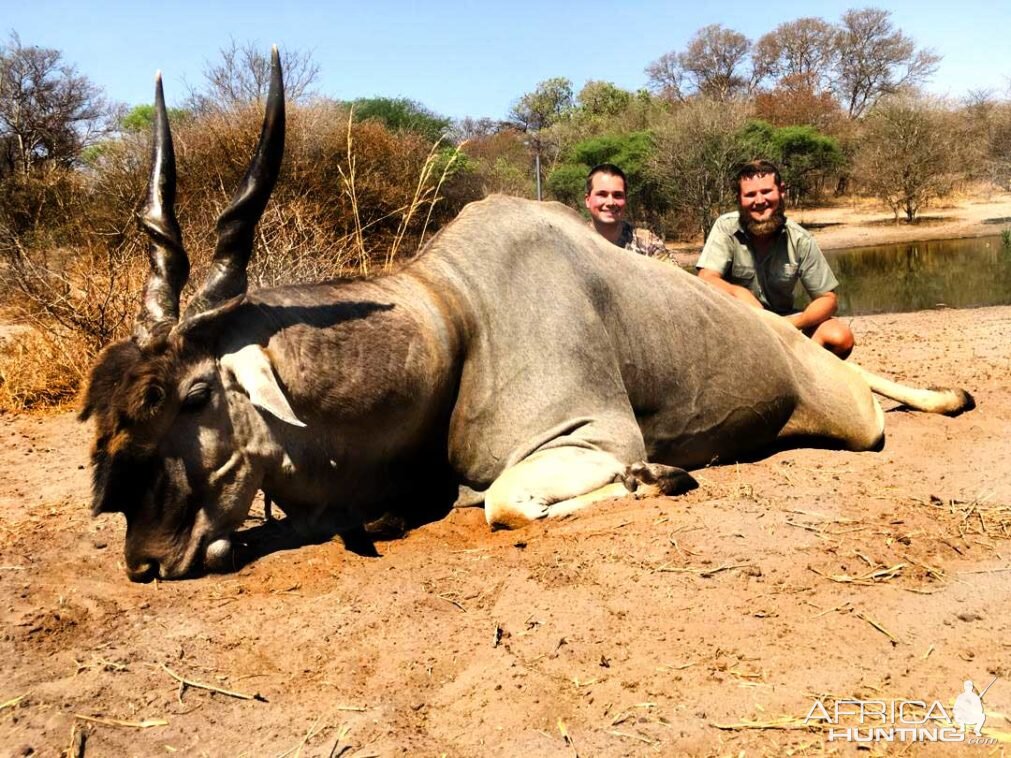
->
[[182, 382, 211, 410]]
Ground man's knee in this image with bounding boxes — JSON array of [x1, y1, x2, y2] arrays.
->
[[816, 318, 854, 359]]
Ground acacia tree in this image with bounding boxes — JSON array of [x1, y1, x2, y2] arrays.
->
[[832, 8, 940, 118], [855, 96, 964, 222], [0, 32, 114, 177]]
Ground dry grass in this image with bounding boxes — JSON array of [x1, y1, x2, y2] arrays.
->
[[0, 328, 86, 411]]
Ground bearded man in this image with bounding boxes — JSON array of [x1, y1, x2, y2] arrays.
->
[[696, 159, 854, 359]]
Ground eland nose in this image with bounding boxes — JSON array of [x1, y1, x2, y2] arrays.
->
[[126, 559, 158, 583]]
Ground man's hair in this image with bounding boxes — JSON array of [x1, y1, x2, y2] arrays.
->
[[586, 163, 627, 195], [734, 159, 783, 192]]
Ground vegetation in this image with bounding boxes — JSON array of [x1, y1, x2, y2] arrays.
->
[[1, 7, 1010, 410], [854, 96, 966, 221]]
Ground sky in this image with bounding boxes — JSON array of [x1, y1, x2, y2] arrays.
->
[[5, 0, 1010, 120]]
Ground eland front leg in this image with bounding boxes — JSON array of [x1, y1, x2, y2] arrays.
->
[[484, 447, 696, 529]]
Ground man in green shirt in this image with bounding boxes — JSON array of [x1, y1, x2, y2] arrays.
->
[[696, 159, 854, 359]]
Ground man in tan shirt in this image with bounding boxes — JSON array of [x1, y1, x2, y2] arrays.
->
[[696, 159, 854, 359]]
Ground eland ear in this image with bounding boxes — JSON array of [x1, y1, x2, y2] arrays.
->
[[220, 344, 306, 427]]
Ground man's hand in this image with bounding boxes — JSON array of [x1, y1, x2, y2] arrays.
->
[[786, 292, 838, 331], [697, 268, 764, 309]]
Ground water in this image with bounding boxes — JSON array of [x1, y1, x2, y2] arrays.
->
[[811, 235, 1011, 316]]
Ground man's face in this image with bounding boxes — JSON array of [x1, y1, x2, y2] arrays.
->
[[585, 172, 627, 227], [738, 172, 784, 228]]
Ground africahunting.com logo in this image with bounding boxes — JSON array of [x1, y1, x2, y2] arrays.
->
[[804, 677, 998, 744]]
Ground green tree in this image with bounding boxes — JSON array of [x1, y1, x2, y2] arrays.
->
[[770, 125, 843, 205], [509, 77, 575, 198], [546, 131, 663, 225], [350, 97, 450, 143], [119, 103, 191, 134], [577, 81, 633, 118], [509, 77, 574, 132]]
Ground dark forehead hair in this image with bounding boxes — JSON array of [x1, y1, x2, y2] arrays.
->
[[585, 163, 627, 195], [734, 159, 783, 192]]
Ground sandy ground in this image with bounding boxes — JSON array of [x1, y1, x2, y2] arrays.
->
[[2, 198, 1011, 756]]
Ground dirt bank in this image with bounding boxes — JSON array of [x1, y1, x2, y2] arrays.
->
[[2, 301, 1009, 755]]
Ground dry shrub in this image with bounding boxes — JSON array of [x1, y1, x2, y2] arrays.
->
[[151, 99, 476, 285], [0, 327, 86, 411], [0, 99, 483, 412], [460, 129, 536, 197]]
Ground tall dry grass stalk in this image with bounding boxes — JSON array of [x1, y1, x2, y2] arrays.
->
[[336, 109, 369, 276], [386, 141, 463, 270]]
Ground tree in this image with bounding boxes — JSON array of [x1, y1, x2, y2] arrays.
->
[[188, 40, 319, 111], [119, 103, 191, 134], [509, 77, 574, 132], [770, 125, 844, 205], [961, 91, 1011, 191], [577, 81, 633, 118], [735, 120, 843, 205], [0, 32, 114, 177], [350, 97, 450, 143], [832, 8, 940, 119], [459, 128, 534, 196], [450, 116, 508, 143], [646, 25, 757, 103], [854, 96, 964, 221], [644, 51, 685, 102], [753, 18, 837, 92], [682, 24, 757, 100], [648, 99, 750, 238]]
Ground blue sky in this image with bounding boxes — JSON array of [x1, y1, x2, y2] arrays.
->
[[5, 1, 1009, 119]]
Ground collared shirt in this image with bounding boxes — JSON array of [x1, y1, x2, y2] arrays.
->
[[614, 220, 667, 257], [696, 211, 838, 315]]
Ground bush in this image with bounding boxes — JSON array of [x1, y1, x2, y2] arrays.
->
[[0, 99, 484, 411]]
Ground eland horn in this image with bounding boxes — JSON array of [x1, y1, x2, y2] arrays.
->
[[135, 72, 188, 344], [184, 46, 286, 318]]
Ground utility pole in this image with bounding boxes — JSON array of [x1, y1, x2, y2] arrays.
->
[[535, 150, 541, 201]]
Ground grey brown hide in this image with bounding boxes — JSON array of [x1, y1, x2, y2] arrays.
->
[[80, 54, 973, 581]]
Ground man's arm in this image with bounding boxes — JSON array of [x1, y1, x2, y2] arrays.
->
[[792, 233, 840, 330], [697, 268, 764, 309], [785, 291, 838, 330]]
